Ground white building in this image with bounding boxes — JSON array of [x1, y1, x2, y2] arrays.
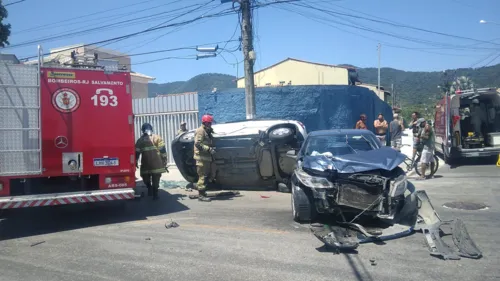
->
[[25, 44, 155, 99]]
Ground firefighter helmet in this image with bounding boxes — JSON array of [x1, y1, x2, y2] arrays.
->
[[141, 123, 153, 135], [201, 114, 214, 123]]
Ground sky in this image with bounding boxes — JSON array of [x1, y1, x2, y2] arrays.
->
[[2, 0, 500, 84]]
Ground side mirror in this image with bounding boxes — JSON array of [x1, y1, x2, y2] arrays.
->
[[286, 150, 297, 159]]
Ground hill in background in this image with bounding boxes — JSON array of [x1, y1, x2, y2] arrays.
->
[[357, 63, 500, 105], [148, 73, 236, 97], [147, 64, 500, 105]]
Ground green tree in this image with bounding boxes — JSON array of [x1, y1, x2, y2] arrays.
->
[[450, 76, 474, 93], [0, 0, 11, 48]]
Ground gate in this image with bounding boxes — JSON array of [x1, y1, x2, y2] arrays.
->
[[0, 60, 42, 176], [133, 93, 200, 164]]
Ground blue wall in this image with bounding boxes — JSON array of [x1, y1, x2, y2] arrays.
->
[[198, 85, 393, 133]]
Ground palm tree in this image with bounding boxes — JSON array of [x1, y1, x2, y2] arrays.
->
[[450, 76, 474, 93]]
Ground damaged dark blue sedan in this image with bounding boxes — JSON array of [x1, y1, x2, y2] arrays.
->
[[286, 129, 415, 226]]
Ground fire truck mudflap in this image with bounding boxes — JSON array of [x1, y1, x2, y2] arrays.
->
[[0, 49, 139, 209]]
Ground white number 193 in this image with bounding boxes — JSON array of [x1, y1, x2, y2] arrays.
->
[[91, 88, 118, 107]]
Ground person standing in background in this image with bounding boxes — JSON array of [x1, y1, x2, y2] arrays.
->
[[390, 113, 404, 151], [355, 114, 368, 129], [408, 112, 420, 161], [417, 119, 436, 180], [177, 121, 188, 135], [374, 113, 388, 146]]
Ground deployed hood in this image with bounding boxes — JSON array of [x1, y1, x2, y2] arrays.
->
[[302, 147, 407, 174]]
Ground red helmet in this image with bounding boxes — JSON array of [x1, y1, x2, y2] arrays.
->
[[201, 114, 214, 123]]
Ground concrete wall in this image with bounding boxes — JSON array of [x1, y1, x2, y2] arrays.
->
[[237, 60, 349, 88], [198, 85, 393, 133]]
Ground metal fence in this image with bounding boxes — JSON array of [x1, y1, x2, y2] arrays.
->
[[0, 62, 42, 176], [133, 93, 200, 164]]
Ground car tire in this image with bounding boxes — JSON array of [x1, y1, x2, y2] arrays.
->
[[442, 144, 455, 165], [269, 126, 295, 143], [291, 184, 316, 223]]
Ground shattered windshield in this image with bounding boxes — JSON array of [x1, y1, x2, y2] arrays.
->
[[303, 134, 379, 157]]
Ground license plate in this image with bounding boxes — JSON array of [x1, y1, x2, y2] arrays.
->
[[93, 158, 119, 167], [467, 152, 480, 157]]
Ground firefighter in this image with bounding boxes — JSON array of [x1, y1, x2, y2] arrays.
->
[[194, 114, 217, 202], [135, 123, 168, 200], [177, 121, 188, 135]]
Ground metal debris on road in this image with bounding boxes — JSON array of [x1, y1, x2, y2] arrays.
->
[[443, 202, 488, 211], [30, 241, 45, 247], [165, 220, 179, 229], [188, 191, 241, 200], [415, 191, 483, 260], [308, 189, 483, 261]]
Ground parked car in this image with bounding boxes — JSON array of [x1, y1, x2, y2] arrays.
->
[[171, 119, 307, 189], [286, 129, 414, 228]]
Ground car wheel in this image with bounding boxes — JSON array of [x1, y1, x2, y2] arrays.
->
[[291, 184, 316, 223], [443, 144, 455, 165], [269, 127, 294, 142]]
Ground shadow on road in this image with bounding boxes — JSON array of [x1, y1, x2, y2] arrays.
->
[[439, 155, 498, 169], [0, 186, 189, 241]]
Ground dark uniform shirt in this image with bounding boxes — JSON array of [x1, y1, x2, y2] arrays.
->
[[135, 134, 167, 175]]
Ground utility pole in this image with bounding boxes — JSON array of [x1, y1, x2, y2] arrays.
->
[[391, 83, 394, 106], [240, 0, 256, 119], [377, 43, 381, 98]]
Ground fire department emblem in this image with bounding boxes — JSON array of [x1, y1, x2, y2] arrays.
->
[[52, 88, 80, 113]]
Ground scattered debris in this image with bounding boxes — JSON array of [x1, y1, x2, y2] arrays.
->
[[160, 180, 190, 189], [443, 202, 488, 211], [30, 241, 45, 247], [165, 220, 179, 229], [188, 191, 240, 200], [260, 195, 271, 199], [415, 191, 482, 260], [310, 223, 359, 252], [145, 238, 151, 241], [308, 190, 483, 261]]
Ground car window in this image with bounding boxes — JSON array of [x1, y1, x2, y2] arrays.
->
[[302, 134, 378, 157]]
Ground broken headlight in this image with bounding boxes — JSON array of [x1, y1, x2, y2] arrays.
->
[[390, 175, 408, 197], [295, 169, 334, 188]]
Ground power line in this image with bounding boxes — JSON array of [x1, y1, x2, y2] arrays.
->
[[102, 39, 240, 59], [482, 53, 500, 67], [14, 0, 161, 33], [134, 55, 198, 65], [274, 2, 499, 53], [289, 1, 500, 48], [6, 1, 212, 49], [4, 0, 25, 7], [19, 8, 237, 60], [123, 1, 221, 53], [91, 0, 221, 50]]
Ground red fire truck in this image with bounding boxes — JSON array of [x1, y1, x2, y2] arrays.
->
[[0, 49, 138, 209]]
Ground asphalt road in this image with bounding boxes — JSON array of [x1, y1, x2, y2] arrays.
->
[[0, 160, 499, 281]]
